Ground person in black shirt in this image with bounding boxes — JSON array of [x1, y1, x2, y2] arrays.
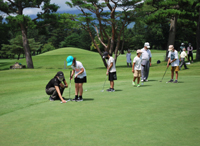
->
[[46, 71, 68, 103]]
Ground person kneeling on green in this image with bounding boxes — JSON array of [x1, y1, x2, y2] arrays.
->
[[46, 71, 68, 103]]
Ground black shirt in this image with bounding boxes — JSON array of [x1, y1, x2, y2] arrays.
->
[[46, 77, 65, 89]]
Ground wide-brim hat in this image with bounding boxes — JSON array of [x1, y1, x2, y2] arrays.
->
[[168, 45, 174, 51], [66, 56, 74, 66], [137, 49, 143, 54]]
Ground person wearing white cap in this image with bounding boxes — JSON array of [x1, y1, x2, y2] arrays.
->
[[66, 56, 87, 101], [132, 50, 143, 87], [167, 45, 179, 83], [141, 42, 152, 82], [126, 49, 132, 67]]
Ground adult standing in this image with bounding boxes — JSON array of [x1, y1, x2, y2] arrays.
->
[[66, 56, 87, 101], [187, 43, 193, 63], [46, 71, 68, 103], [126, 49, 132, 67], [103, 51, 117, 92], [141, 42, 152, 82], [167, 45, 179, 83]]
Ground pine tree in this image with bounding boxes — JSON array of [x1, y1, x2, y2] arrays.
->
[[0, 0, 59, 68]]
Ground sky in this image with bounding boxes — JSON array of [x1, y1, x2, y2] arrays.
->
[[1, 0, 144, 17]]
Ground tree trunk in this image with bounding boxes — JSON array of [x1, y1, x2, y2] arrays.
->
[[165, 15, 178, 61], [196, 7, 200, 60], [20, 23, 34, 68], [17, 54, 20, 60]]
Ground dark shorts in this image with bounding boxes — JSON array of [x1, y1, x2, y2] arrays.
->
[[109, 72, 117, 81], [74, 76, 87, 83]]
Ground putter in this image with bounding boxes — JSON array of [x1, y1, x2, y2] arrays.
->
[[67, 71, 72, 101], [101, 75, 107, 92], [160, 67, 168, 82]]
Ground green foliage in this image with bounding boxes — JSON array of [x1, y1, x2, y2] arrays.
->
[[41, 42, 55, 53]]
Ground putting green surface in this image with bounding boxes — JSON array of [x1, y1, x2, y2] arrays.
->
[[0, 48, 200, 146]]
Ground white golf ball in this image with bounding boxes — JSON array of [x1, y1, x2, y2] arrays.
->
[[85, 90, 87, 91]]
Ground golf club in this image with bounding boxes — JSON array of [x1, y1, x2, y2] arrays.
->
[[67, 71, 72, 101], [101, 75, 107, 92], [160, 67, 168, 82]]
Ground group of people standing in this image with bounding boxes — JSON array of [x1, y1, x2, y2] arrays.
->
[[45, 42, 194, 102]]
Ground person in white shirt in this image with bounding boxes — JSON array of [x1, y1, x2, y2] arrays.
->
[[141, 42, 152, 82], [66, 56, 87, 101], [126, 49, 132, 67], [102, 51, 117, 92], [132, 50, 143, 87], [167, 45, 179, 83], [179, 48, 189, 70]]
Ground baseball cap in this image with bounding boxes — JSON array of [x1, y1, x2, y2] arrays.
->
[[168, 45, 174, 51], [66, 56, 74, 66], [102, 51, 109, 59], [56, 71, 64, 78], [144, 42, 150, 48], [136, 49, 143, 53]]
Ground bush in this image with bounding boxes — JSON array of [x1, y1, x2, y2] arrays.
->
[[41, 42, 55, 53]]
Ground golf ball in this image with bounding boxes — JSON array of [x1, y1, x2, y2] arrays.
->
[[85, 90, 87, 91]]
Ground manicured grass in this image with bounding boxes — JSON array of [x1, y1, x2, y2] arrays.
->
[[0, 48, 200, 146]]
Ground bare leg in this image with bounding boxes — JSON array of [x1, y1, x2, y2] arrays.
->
[[175, 71, 178, 80], [137, 77, 140, 84], [110, 81, 114, 89], [78, 83, 83, 96], [133, 77, 136, 82], [171, 71, 174, 80], [75, 83, 79, 96]]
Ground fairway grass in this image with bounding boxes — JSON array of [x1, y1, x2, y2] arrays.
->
[[0, 48, 200, 146]]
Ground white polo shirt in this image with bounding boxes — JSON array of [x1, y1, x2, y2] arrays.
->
[[71, 61, 86, 78], [107, 57, 116, 73], [180, 51, 187, 58], [141, 48, 152, 61], [168, 50, 179, 66]]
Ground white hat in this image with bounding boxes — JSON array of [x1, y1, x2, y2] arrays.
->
[[137, 49, 143, 54], [181, 43, 184, 46], [168, 45, 174, 51], [144, 42, 150, 48]]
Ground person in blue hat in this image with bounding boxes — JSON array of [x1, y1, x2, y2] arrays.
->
[[66, 56, 87, 101]]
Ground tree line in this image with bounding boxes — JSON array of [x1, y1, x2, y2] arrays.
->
[[0, 0, 200, 68]]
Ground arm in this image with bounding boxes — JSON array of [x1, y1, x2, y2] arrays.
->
[[55, 86, 66, 103], [149, 57, 151, 66], [70, 69, 75, 79], [75, 68, 84, 78], [167, 58, 170, 68], [132, 63, 135, 73], [106, 62, 113, 75]]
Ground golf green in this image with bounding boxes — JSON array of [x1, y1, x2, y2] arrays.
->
[[0, 48, 200, 146]]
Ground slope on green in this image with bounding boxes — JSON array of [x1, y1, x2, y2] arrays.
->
[[0, 48, 200, 146]]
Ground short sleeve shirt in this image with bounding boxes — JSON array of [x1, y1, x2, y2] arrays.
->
[[168, 50, 179, 66], [71, 61, 86, 78], [133, 56, 142, 70], [46, 77, 65, 89], [141, 48, 152, 60], [107, 57, 116, 73], [180, 51, 187, 58]]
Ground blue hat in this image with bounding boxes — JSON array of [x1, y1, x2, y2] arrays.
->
[[66, 56, 74, 66]]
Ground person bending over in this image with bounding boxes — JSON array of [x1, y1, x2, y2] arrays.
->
[[66, 56, 87, 102], [46, 71, 68, 103]]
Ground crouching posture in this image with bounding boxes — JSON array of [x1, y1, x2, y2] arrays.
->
[[46, 71, 68, 103]]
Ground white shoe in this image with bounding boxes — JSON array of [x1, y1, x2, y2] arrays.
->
[[141, 80, 144, 82]]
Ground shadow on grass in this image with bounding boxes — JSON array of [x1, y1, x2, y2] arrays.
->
[[0, 62, 12, 70], [140, 85, 152, 87], [115, 89, 123, 92], [147, 80, 157, 82]]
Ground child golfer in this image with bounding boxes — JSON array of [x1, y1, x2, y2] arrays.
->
[[46, 71, 68, 103], [132, 50, 143, 87], [179, 48, 189, 70], [126, 49, 132, 67], [167, 45, 179, 83], [103, 51, 117, 92], [66, 56, 87, 101]]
